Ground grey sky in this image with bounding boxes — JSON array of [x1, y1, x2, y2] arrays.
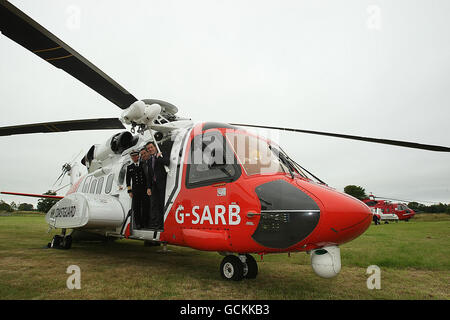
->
[[0, 0, 449, 207]]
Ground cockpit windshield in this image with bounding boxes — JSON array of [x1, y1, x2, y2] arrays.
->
[[225, 132, 287, 176], [276, 145, 326, 184], [225, 131, 306, 178], [225, 130, 325, 184]]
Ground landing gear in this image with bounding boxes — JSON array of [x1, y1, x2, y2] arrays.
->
[[243, 254, 258, 279], [48, 235, 63, 248], [220, 254, 258, 281], [48, 230, 72, 249], [62, 235, 72, 249]]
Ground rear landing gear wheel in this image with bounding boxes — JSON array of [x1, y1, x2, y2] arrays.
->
[[62, 235, 72, 249], [220, 255, 244, 281], [243, 254, 258, 279]]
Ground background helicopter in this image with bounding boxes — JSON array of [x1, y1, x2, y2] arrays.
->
[[363, 194, 416, 222], [1, 0, 449, 281]]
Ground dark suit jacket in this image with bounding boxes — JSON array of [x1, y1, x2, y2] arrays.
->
[[147, 154, 170, 191], [126, 162, 147, 194]]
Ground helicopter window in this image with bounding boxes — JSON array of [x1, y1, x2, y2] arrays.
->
[[89, 179, 97, 194], [118, 161, 130, 185], [186, 130, 241, 188], [225, 132, 290, 176], [82, 176, 92, 193], [105, 174, 114, 194], [96, 176, 104, 194]]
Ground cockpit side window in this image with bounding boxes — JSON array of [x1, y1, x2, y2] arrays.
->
[[186, 130, 241, 188]]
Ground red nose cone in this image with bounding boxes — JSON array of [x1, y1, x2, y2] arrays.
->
[[296, 181, 372, 247], [323, 192, 373, 245]]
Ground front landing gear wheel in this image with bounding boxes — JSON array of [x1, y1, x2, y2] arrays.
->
[[49, 235, 63, 248], [220, 255, 244, 281], [48, 235, 72, 249]]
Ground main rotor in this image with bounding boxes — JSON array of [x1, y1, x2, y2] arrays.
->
[[0, 0, 449, 153]]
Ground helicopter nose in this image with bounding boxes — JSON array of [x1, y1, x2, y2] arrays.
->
[[304, 183, 373, 246], [249, 179, 372, 250]]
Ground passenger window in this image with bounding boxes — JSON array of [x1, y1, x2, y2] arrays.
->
[[105, 174, 114, 194], [186, 130, 240, 188], [118, 162, 130, 185], [89, 179, 97, 194], [96, 177, 104, 194], [82, 176, 92, 193]]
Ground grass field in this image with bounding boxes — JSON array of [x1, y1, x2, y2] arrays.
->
[[0, 212, 449, 300]]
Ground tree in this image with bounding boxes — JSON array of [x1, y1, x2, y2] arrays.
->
[[344, 185, 367, 200], [0, 200, 13, 212], [408, 202, 426, 212], [18, 203, 34, 211], [37, 191, 59, 213]]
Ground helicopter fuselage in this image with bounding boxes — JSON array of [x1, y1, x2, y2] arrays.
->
[[47, 122, 372, 259]]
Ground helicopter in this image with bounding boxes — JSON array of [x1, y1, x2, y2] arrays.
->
[[1, 0, 449, 282], [363, 195, 416, 222]]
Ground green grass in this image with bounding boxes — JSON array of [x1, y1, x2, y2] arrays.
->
[[0, 212, 449, 300]]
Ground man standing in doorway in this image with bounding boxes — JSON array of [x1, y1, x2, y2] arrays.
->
[[126, 150, 147, 230], [146, 141, 170, 231], [139, 146, 151, 229]]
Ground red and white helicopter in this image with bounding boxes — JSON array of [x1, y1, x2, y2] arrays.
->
[[1, 0, 449, 281], [363, 195, 416, 222]]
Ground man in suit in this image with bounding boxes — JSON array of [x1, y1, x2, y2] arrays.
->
[[146, 141, 170, 230], [139, 147, 151, 229], [126, 150, 147, 229]]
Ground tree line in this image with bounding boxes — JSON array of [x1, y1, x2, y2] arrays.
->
[[0, 191, 59, 213], [0, 200, 34, 212]]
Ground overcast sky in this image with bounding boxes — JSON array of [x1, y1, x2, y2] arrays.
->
[[0, 0, 449, 207]]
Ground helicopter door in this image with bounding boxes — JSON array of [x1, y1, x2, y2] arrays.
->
[[170, 129, 242, 250], [162, 128, 191, 224]]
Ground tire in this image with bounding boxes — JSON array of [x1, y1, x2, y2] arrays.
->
[[62, 235, 72, 249], [243, 254, 258, 279], [51, 235, 63, 248], [220, 255, 244, 281]]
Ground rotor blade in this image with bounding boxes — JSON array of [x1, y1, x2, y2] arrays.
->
[[372, 195, 439, 204], [0, 118, 125, 137], [229, 123, 450, 152], [0, 0, 138, 109], [1, 191, 63, 199]]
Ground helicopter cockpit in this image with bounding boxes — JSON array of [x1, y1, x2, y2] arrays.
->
[[224, 128, 324, 184], [188, 123, 325, 185]]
